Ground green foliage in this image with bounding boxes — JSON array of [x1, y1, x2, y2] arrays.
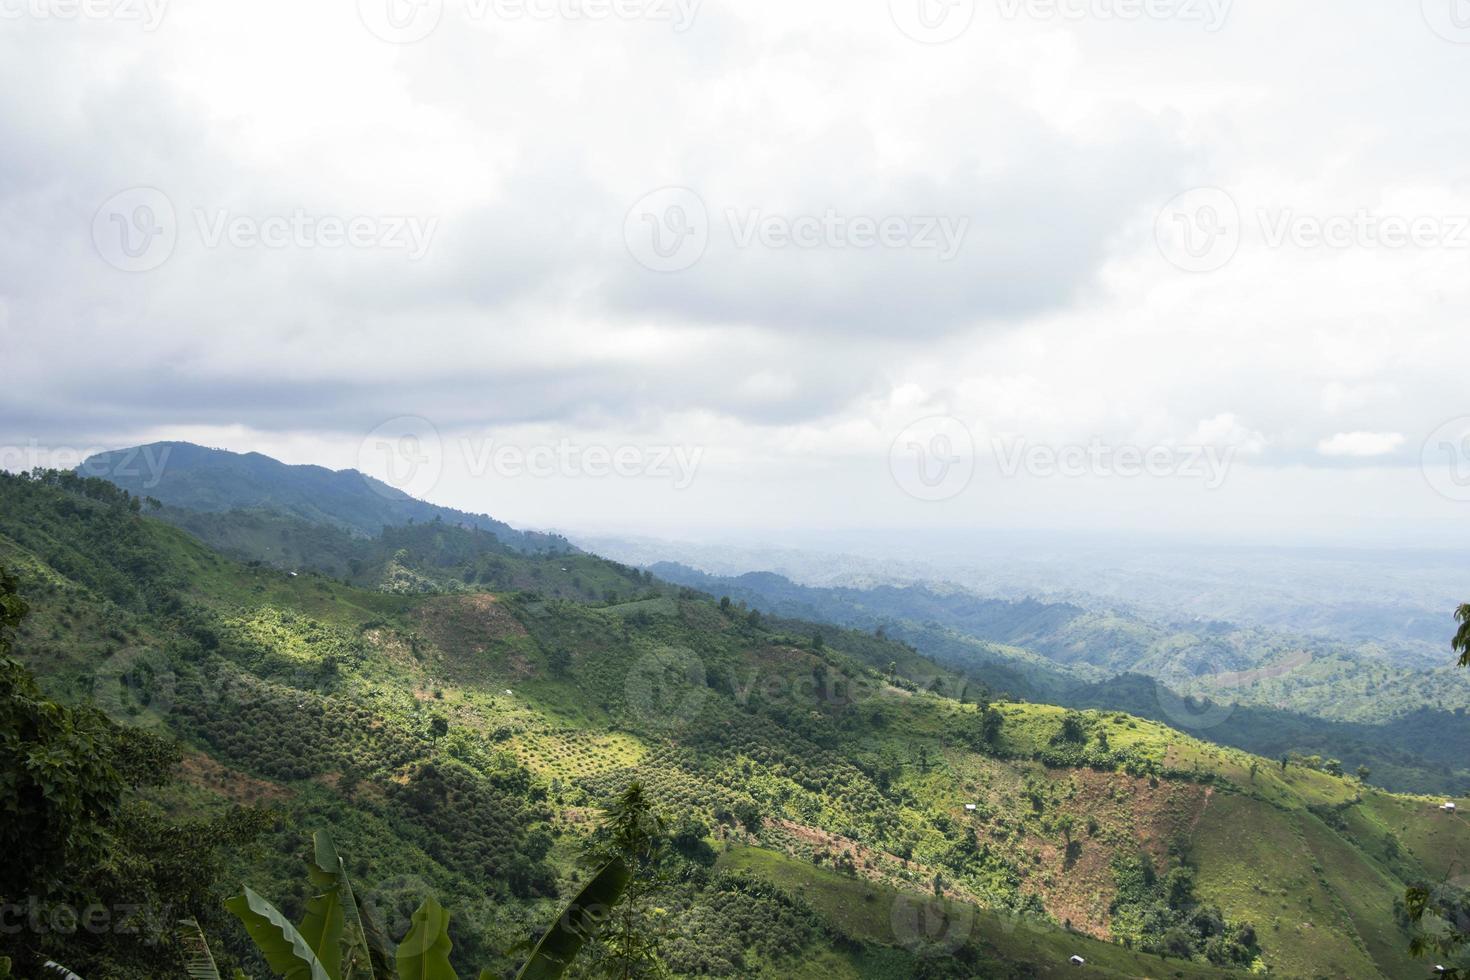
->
[[1406, 880, 1470, 977], [579, 782, 670, 978], [1107, 853, 1258, 967], [515, 859, 631, 980], [0, 565, 269, 979], [10, 467, 1470, 980], [1455, 603, 1470, 669], [224, 886, 333, 980], [395, 898, 455, 980]]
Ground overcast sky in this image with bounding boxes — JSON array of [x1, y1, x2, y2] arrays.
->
[[4, 0, 1470, 545]]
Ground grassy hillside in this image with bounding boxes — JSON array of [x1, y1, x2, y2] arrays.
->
[[653, 563, 1470, 796], [1, 469, 1464, 978]]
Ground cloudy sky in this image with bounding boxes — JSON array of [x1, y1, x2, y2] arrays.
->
[[4, 0, 1470, 545]]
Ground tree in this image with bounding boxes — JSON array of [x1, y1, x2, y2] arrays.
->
[[1455, 603, 1470, 668], [1280, 754, 1289, 772], [1404, 605, 1470, 975], [976, 703, 1004, 749], [1356, 764, 1371, 782], [583, 782, 670, 979], [0, 566, 269, 978], [1054, 711, 1087, 744]]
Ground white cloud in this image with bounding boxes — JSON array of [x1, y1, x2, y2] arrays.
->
[[1, 0, 1468, 540], [1317, 431, 1407, 458]]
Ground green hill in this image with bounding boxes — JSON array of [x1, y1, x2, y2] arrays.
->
[[652, 563, 1470, 796], [1, 467, 1464, 979], [78, 441, 569, 552]]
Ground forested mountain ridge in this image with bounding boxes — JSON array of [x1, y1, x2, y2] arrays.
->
[[651, 562, 1470, 796], [0, 466, 1465, 979], [79, 441, 570, 553]]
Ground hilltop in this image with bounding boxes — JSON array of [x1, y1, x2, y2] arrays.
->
[[78, 441, 569, 552]]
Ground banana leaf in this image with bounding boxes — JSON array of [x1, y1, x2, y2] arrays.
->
[[178, 917, 223, 979], [226, 885, 333, 980], [514, 858, 630, 980], [395, 896, 456, 980]]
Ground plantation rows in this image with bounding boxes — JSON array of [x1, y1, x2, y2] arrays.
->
[[174, 665, 432, 781]]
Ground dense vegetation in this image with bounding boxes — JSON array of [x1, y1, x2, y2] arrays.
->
[[652, 563, 1470, 795], [1, 458, 1466, 978]]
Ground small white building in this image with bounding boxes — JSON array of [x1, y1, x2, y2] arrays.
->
[[1069, 954, 1086, 966], [1441, 801, 1457, 812], [964, 803, 978, 812]]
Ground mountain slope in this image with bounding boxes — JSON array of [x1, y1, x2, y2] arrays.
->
[[78, 441, 568, 551], [651, 562, 1470, 796], [2, 468, 1464, 979]]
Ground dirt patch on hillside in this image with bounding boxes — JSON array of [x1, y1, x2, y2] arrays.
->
[[413, 593, 529, 656], [179, 751, 293, 805], [766, 818, 986, 906], [1022, 770, 1212, 938]]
